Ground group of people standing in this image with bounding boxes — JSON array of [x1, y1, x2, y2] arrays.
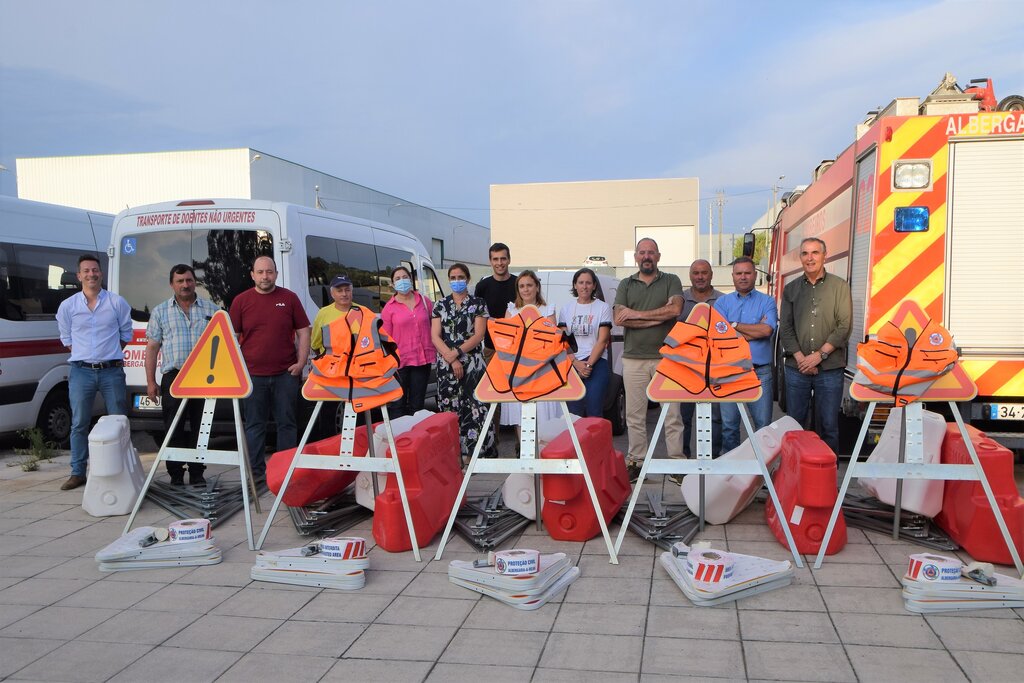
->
[[54, 234, 849, 492], [429, 244, 614, 463], [615, 236, 851, 481]]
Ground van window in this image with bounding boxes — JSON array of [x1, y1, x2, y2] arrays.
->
[[118, 228, 273, 322], [0, 243, 107, 321], [306, 236, 380, 311], [421, 265, 444, 304], [376, 246, 414, 307]]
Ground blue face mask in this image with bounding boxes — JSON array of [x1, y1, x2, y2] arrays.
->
[[450, 279, 468, 294], [393, 278, 413, 294]]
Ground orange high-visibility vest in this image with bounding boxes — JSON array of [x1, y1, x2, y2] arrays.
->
[[310, 307, 402, 410], [485, 312, 574, 401], [655, 306, 761, 397], [854, 318, 959, 406]]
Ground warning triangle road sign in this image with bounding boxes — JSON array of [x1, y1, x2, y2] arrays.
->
[[170, 310, 252, 399], [850, 300, 977, 402], [302, 376, 343, 402]]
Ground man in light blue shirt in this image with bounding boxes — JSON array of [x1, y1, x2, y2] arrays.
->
[[714, 257, 778, 453], [55, 254, 132, 490], [146, 264, 221, 486]]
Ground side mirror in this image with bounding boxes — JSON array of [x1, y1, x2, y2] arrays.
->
[[742, 232, 756, 258]]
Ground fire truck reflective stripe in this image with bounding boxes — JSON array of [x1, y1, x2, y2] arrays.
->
[[870, 263, 946, 336], [966, 361, 1024, 398], [870, 241, 946, 325]]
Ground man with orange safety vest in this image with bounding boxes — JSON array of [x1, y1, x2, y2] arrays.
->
[[614, 238, 685, 479], [779, 237, 851, 453], [679, 259, 725, 459]]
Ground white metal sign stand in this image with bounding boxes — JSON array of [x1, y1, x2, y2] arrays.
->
[[256, 401, 422, 561], [434, 400, 620, 564], [813, 400, 1024, 576], [124, 397, 261, 549], [614, 401, 804, 567]]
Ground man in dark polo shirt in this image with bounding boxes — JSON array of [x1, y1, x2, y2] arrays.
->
[[613, 238, 684, 476], [779, 237, 852, 453]]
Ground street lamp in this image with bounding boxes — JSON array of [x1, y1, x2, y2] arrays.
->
[[771, 175, 786, 227]]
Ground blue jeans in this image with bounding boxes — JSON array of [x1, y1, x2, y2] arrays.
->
[[567, 357, 610, 418], [243, 372, 300, 478], [720, 364, 774, 454], [69, 363, 128, 477], [681, 402, 722, 457], [785, 365, 844, 453]]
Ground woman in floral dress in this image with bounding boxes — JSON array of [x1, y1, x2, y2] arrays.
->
[[431, 263, 497, 461]]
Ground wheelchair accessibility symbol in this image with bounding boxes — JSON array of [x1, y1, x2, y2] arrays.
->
[[122, 238, 136, 256]]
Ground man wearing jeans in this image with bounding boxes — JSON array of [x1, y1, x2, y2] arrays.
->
[[779, 237, 851, 453], [229, 256, 310, 481], [715, 257, 778, 454], [56, 254, 132, 490], [613, 238, 684, 478]]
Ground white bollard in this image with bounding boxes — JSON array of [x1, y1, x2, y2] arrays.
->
[[82, 415, 145, 516]]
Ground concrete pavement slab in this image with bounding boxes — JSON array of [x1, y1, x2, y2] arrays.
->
[[743, 640, 856, 682], [106, 646, 241, 683], [538, 632, 643, 674], [9, 640, 151, 682], [77, 608, 202, 645], [846, 645, 968, 683], [253, 620, 365, 657], [440, 627, 549, 667]]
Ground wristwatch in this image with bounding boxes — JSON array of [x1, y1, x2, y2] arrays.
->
[[818, 349, 830, 360], [731, 321, 738, 328]]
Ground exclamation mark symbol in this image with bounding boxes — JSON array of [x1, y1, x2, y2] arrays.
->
[[206, 336, 220, 384]]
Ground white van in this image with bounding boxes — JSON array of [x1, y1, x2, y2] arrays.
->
[[108, 199, 445, 435], [0, 196, 114, 445], [535, 269, 625, 435]]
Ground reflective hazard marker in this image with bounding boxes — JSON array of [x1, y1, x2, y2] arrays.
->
[[170, 311, 252, 399]]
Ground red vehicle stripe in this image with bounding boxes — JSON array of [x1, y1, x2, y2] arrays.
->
[[0, 339, 68, 358]]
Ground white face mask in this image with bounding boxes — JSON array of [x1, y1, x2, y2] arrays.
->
[[393, 278, 413, 294]]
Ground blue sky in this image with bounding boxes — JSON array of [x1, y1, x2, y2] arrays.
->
[[1, 0, 1021, 232]]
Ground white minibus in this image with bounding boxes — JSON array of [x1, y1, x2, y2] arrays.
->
[[108, 199, 445, 436], [0, 196, 113, 445]]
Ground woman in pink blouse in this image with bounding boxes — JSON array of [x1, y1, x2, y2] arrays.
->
[[381, 266, 435, 416]]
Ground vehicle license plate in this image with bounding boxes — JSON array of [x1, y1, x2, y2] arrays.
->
[[134, 394, 161, 411], [988, 403, 1024, 420]]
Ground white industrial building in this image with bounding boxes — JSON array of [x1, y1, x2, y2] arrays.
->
[[16, 148, 489, 270]]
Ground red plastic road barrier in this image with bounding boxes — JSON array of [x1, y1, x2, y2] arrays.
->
[[540, 417, 630, 541], [934, 424, 1024, 565], [373, 412, 463, 552], [765, 430, 847, 555], [266, 425, 374, 507]]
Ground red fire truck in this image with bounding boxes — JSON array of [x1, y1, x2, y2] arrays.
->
[[761, 74, 1024, 449]]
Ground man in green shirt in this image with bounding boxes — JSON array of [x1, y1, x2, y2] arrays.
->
[[779, 237, 852, 453], [614, 238, 684, 475]]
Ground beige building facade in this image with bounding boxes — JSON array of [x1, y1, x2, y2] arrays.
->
[[490, 178, 699, 276]]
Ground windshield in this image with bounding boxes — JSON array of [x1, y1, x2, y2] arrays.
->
[[118, 228, 274, 322]]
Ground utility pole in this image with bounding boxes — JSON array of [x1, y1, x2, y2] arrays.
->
[[707, 200, 713, 263], [716, 190, 725, 266], [771, 175, 785, 227]]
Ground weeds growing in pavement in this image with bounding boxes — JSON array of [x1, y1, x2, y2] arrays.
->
[[10, 427, 58, 472]]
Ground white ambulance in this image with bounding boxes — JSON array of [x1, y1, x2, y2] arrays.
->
[[107, 199, 445, 436], [0, 196, 113, 445]]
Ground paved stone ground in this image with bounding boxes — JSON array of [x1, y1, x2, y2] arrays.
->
[[1, 414, 1023, 682]]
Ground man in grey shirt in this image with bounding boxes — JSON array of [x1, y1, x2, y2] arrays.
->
[[779, 237, 852, 453]]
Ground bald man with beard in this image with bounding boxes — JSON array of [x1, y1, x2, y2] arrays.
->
[[613, 238, 685, 479]]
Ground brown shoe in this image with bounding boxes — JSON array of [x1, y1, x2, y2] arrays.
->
[[60, 475, 87, 491]]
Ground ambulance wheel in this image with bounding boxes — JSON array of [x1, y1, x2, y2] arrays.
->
[[37, 388, 72, 448], [998, 94, 1024, 111]]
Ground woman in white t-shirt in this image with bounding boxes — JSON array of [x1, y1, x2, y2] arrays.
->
[[558, 268, 612, 418], [500, 270, 562, 433]]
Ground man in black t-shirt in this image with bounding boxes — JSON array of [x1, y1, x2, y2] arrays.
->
[[473, 242, 517, 362]]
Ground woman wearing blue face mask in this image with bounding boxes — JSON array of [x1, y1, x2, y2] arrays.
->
[[431, 263, 496, 462], [381, 266, 435, 417]]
